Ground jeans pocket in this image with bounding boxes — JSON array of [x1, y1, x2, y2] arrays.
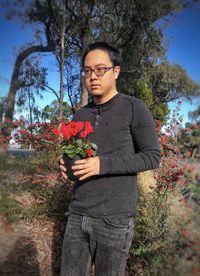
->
[[104, 217, 133, 229]]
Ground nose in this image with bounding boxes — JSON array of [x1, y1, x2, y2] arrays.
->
[[90, 70, 97, 80]]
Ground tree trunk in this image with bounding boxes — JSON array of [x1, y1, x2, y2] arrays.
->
[[80, 76, 88, 106], [78, 0, 96, 108], [79, 29, 89, 108], [28, 90, 33, 126], [5, 45, 54, 121], [58, 7, 65, 121]]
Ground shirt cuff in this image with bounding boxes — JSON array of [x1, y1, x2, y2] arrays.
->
[[99, 156, 111, 175]]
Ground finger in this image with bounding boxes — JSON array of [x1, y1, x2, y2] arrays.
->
[[60, 164, 67, 172], [61, 171, 68, 179], [73, 168, 91, 176], [79, 172, 93, 181], [72, 164, 87, 171], [74, 158, 89, 165], [60, 158, 65, 165]]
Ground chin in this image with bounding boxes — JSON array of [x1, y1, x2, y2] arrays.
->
[[89, 90, 103, 96]]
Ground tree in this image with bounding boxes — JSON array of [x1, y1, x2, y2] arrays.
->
[[106, 1, 200, 116], [178, 122, 200, 159], [2, 0, 95, 119], [66, 0, 200, 113], [177, 105, 200, 159], [149, 62, 200, 102], [40, 100, 72, 121], [2, 0, 56, 121], [0, 97, 7, 123], [189, 105, 200, 123], [2, 0, 200, 123], [13, 56, 47, 124], [29, 0, 71, 120]]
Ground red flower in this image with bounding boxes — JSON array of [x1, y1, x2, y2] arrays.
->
[[185, 151, 191, 158], [70, 121, 84, 136], [51, 128, 60, 138], [86, 149, 94, 157], [38, 121, 98, 159], [60, 122, 72, 140], [45, 134, 52, 140], [58, 121, 94, 140], [35, 135, 41, 141], [18, 129, 27, 135], [6, 136, 12, 141], [85, 121, 94, 135], [80, 130, 87, 138], [80, 122, 94, 138]]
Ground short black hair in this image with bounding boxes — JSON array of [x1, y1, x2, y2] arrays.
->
[[82, 41, 121, 67]]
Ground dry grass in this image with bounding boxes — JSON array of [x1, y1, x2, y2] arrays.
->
[[0, 152, 199, 275], [0, 214, 66, 275], [0, 188, 70, 275]]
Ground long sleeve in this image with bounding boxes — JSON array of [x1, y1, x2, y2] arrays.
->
[[99, 100, 160, 175], [69, 94, 160, 218]]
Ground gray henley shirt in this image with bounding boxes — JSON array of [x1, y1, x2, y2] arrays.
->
[[69, 93, 160, 218]]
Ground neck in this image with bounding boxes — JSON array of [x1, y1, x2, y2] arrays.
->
[[93, 90, 118, 105]]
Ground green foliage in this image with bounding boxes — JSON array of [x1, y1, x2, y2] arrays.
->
[[150, 101, 169, 123], [3, 0, 200, 122], [189, 105, 200, 123], [130, 165, 200, 275], [120, 60, 199, 122], [127, 108, 200, 274], [129, 79, 169, 122], [0, 190, 23, 223], [0, 150, 71, 222], [1, 100, 200, 273], [149, 62, 200, 102], [0, 96, 7, 123], [41, 100, 72, 121], [132, 80, 153, 107], [130, 185, 170, 258], [178, 122, 200, 159], [61, 138, 97, 159]]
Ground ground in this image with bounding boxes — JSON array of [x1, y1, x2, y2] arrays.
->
[[0, 155, 199, 275]]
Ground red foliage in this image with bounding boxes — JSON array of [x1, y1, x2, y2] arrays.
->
[[155, 115, 196, 193]]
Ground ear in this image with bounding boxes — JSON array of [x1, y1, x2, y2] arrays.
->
[[114, 66, 120, 80]]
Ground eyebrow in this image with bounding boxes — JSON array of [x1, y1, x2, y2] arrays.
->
[[84, 63, 108, 68]]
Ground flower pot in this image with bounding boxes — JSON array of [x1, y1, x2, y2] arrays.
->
[[63, 153, 81, 181]]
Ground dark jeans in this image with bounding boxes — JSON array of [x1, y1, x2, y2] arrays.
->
[[60, 212, 134, 276]]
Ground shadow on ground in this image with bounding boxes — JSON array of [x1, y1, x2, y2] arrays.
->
[[0, 236, 41, 276]]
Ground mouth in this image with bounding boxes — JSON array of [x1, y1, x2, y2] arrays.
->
[[91, 84, 101, 90]]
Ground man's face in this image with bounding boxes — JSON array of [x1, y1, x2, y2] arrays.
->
[[83, 49, 120, 99]]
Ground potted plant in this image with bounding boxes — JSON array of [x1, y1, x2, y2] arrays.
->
[[52, 121, 97, 181]]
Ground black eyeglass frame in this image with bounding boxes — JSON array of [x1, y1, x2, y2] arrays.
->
[[81, 66, 115, 77]]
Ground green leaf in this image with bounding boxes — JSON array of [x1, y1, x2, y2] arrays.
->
[[66, 144, 74, 150], [83, 144, 89, 149], [90, 142, 98, 150], [81, 152, 87, 158], [76, 139, 83, 146], [68, 153, 75, 159], [76, 147, 83, 154]]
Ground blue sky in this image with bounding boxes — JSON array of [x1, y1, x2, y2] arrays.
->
[[0, 3, 200, 125], [162, 4, 200, 124]]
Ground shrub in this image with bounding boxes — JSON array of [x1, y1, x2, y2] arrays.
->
[[128, 105, 199, 274]]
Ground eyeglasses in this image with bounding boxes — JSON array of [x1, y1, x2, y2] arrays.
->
[[82, 66, 115, 77]]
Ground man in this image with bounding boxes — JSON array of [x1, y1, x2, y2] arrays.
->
[[60, 41, 160, 276]]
